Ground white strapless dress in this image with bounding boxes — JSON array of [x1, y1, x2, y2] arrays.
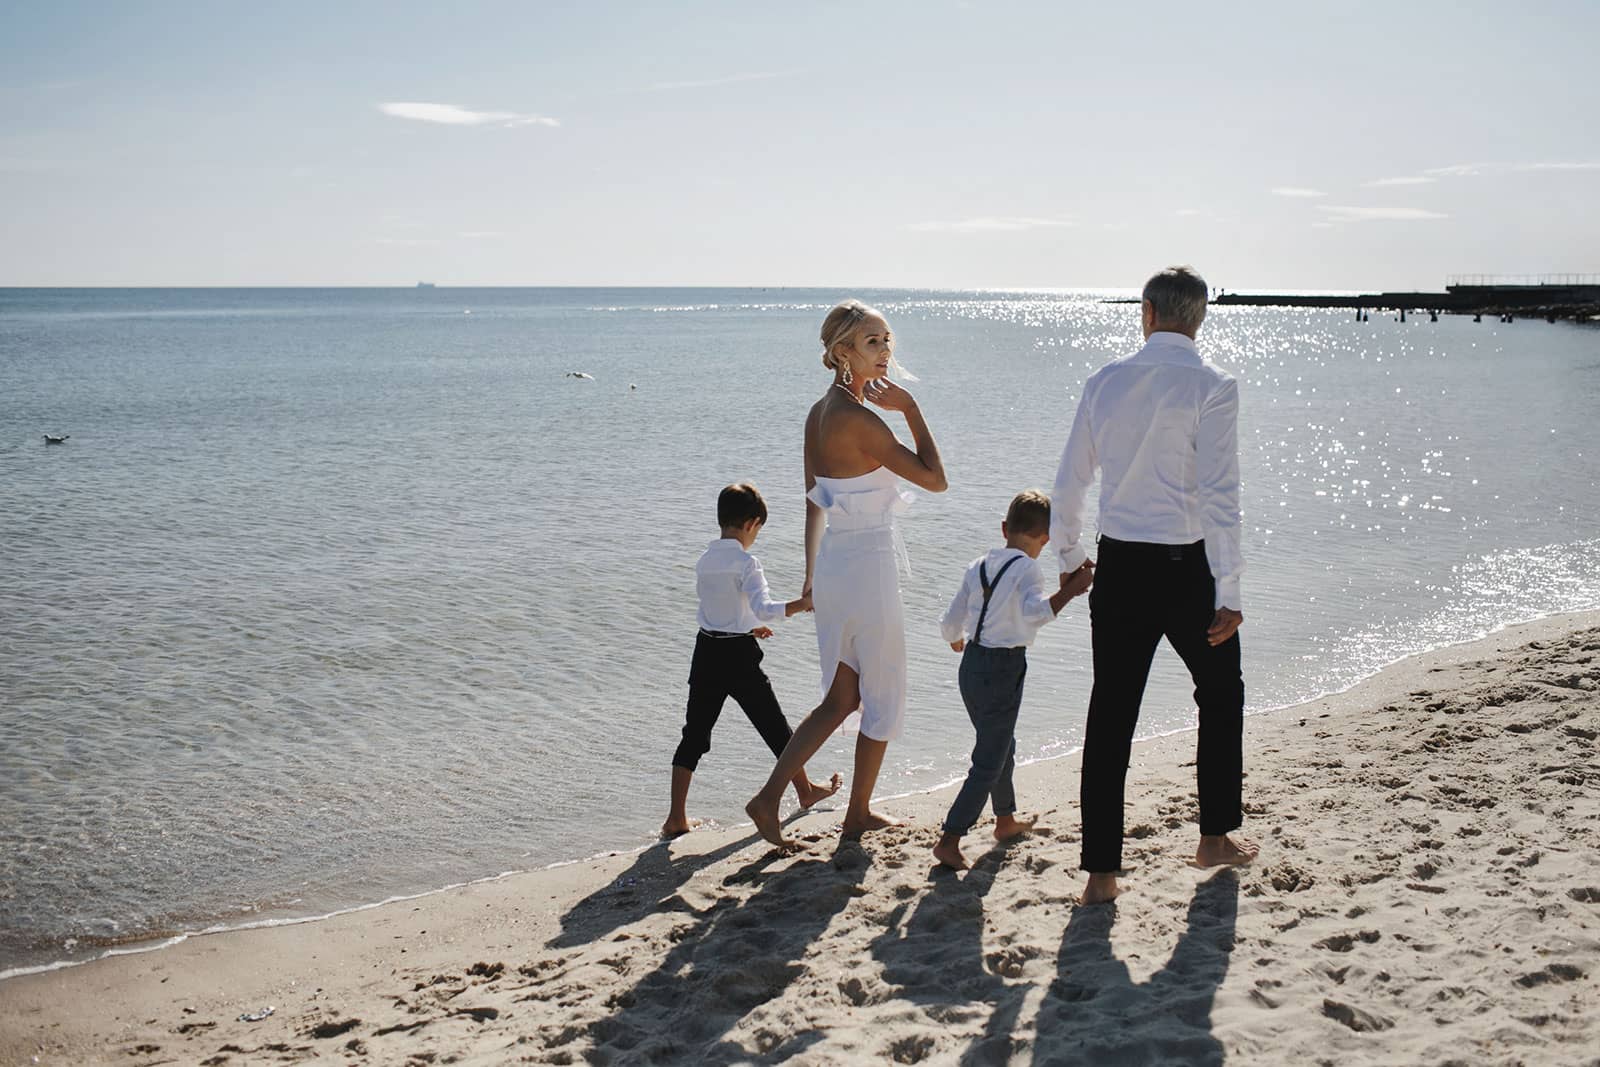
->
[[807, 466, 914, 741]]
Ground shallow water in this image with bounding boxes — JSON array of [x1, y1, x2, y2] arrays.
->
[[3, 287, 1598, 974]]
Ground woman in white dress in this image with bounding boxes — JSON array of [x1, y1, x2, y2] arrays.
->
[[746, 300, 947, 845]]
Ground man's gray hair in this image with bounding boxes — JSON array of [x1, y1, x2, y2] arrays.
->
[[1142, 266, 1209, 332]]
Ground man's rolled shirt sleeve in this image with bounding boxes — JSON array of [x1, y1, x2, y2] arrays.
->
[[1196, 377, 1244, 610], [1051, 392, 1097, 573]]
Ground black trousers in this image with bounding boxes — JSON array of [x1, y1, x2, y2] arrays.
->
[[1080, 537, 1244, 873], [672, 631, 794, 772]]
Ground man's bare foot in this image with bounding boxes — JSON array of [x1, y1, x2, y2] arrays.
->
[[841, 810, 900, 839], [1194, 833, 1259, 868], [993, 813, 1037, 842], [660, 816, 700, 838], [795, 772, 843, 809], [745, 796, 788, 847], [1080, 872, 1120, 906], [932, 833, 968, 870]]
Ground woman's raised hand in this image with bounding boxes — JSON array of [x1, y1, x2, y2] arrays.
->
[[864, 378, 917, 413]]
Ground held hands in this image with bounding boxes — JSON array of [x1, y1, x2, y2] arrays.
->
[[950, 638, 965, 653], [864, 378, 916, 413], [753, 626, 775, 640], [1207, 608, 1243, 646], [796, 591, 813, 613], [1059, 559, 1096, 601]]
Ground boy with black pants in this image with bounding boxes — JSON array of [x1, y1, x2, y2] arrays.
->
[[932, 490, 1094, 870], [664, 482, 840, 837]]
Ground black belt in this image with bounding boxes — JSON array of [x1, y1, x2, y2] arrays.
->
[[699, 628, 752, 639], [967, 642, 1027, 654], [1098, 535, 1205, 561]]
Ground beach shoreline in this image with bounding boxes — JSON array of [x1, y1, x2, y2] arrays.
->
[[4, 609, 1598, 1064]]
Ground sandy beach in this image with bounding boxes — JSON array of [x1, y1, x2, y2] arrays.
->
[[3, 611, 1597, 1065]]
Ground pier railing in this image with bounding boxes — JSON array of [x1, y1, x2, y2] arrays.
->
[[1447, 273, 1600, 288]]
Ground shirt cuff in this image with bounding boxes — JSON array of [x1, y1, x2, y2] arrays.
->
[[1214, 577, 1241, 612], [1057, 543, 1088, 573]]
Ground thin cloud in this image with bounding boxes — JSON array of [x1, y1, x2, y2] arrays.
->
[[1271, 187, 1327, 198], [458, 231, 506, 239], [378, 102, 559, 128], [376, 237, 441, 246], [1424, 160, 1600, 177], [906, 216, 1075, 233], [1516, 161, 1600, 172], [647, 71, 795, 91], [1317, 205, 1448, 222], [1363, 175, 1436, 187]]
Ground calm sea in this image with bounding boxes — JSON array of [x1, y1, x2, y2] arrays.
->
[[3, 287, 1598, 976]]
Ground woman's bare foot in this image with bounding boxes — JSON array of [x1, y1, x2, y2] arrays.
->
[[745, 796, 788, 847], [1080, 872, 1121, 906], [660, 816, 700, 838], [932, 833, 968, 870], [795, 772, 843, 809], [993, 813, 1037, 842], [1194, 833, 1259, 868], [841, 810, 900, 839]]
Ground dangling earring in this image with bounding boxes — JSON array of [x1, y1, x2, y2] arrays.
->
[[841, 362, 853, 387]]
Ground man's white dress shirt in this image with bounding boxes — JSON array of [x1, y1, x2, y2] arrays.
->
[[1051, 331, 1243, 610], [939, 548, 1057, 649], [696, 538, 788, 633]]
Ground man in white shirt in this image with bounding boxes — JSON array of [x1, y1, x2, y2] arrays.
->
[[1052, 266, 1258, 906]]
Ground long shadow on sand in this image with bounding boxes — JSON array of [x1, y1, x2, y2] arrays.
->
[[1034, 871, 1240, 1066], [587, 840, 873, 1064], [545, 831, 763, 950], [867, 844, 1030, 1063]]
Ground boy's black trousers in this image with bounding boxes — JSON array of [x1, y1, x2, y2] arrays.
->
[[673, 631, 793, 771]]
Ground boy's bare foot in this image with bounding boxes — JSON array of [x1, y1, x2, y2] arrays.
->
[[1080, 873, 1121, 906], [660, 816, 700, 838], [993, 813, 1037, 842], [841, 810, 900, 839], [796, 773, 843, 809], [932, 833, 968, 870], [745, 797, 788, 847], [1194, 833, 1259, 868]]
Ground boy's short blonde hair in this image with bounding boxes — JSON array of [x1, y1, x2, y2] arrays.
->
[[1005, 489, 1051, 537]]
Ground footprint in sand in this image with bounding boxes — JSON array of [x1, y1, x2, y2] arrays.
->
[[1313, 931, 1381, 953], [886, 1034, 937, 1063], [1514, 963, 1585, 988], [1322, 997, 1394, 1032]]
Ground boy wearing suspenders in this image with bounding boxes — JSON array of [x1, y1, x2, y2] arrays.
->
[[933, 490, 1096, 870]]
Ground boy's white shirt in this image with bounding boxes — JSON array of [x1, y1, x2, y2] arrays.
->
[[939, 547, 1057, 648], [696, 538, 788, 634]]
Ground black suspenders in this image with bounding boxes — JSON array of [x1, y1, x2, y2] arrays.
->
[[971, 554, 1021, 649]]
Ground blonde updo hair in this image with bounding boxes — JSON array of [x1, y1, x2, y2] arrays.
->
[[819, 299, 880, 371]]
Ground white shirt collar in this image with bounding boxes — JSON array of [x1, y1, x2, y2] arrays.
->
[[1134, 331, 1201, 364]]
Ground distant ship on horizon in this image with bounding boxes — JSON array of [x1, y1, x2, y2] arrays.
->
[[415, 281, 435, 289]]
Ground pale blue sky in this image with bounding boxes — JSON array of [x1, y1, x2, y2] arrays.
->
[[3, 1, 1596, 288]]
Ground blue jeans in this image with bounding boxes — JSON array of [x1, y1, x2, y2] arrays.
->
[[942, 644, 1027, 837]]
